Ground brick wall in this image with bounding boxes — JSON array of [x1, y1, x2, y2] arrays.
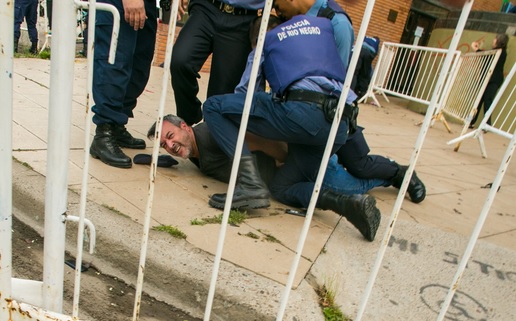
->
[[471, 0, 503, 12], [152, 0, 504, 71], [338, 0, 412, 47]]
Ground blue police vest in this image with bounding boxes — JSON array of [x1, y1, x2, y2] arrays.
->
[[263, 15, 345, 95]]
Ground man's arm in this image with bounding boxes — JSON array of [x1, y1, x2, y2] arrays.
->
[[331, 13, 354, 71]]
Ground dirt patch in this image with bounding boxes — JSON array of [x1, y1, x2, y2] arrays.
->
[[11, 216, 202, 321]]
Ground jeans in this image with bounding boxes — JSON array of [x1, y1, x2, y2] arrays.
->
[[323, 155, 389, 195]]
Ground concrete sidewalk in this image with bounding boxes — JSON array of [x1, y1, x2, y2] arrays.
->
[[10, 57, 516, 320]]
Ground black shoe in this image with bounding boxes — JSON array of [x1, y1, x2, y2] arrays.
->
[[14, 39, 19, 53], [391, 165, 426, 203], [113, 125, 146, 149], [317, 190, 381, 242], [90, 123, 132, 168], [209, 155, 270, 209], [29, 42, 38, 55]]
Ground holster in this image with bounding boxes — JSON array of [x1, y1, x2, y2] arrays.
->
[[322, 99, 359, 135]]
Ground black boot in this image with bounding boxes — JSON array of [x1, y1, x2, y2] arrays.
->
[[317, 190, 381, 242], [30, 42, 38, 55], [209, 155, 270, 209], [14, 39, 19, 53], [90, 123, 132, 168], [391, 165, 426, 204], [113, 125, 146, 149]]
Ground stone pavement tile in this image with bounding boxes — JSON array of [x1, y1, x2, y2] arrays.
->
[[12, 122, 47, 151], [312, 218, 516, 321]]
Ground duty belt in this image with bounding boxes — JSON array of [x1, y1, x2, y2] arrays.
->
[[282, 89, 359, 134], [209, 0, 258, 15]]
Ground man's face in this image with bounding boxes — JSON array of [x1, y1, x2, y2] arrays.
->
[[273, 0, 298, 20], [159, 121, 195, 159]]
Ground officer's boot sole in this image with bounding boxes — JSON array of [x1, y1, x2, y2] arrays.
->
[[349, 196, 381, 242]]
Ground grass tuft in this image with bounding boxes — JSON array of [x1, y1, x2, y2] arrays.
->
[[190, 210, 247, 226], [152, 225, 187, 239], [316, 275, 351, 321]]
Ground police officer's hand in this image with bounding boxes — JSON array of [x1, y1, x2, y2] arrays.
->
[[122, 0, 146, 30]]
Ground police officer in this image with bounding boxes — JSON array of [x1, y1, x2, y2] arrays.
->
[[89, 0, 158, 168], [170, 0, 264, 126], [275, 0, 426, 203], [203, 15, 381, 242], [351, 36, 380, 99]]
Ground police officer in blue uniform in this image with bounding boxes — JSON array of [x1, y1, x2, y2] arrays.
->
[[275, 0, 426, 204], [351, 36, 380, 99], [89, 0, 158, 168], [203, 15, 381, 242], [170, 0, 264, 126]]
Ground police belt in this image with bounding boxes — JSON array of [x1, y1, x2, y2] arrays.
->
[[209, 0, 258, 15], [282, 89, 359, 134], [284, 90, 355, 118]]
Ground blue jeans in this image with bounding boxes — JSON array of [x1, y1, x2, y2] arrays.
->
[[323, 155, 389, 194], [91, 0, 157, 125], [203, 92, 349, 208]]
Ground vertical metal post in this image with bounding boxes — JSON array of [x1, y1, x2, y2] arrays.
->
[[0, 0, 14, 318], [42, 0, 78, 313]]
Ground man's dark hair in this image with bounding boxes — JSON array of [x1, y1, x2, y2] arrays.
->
[[249, 14, 283, 48], [147, 114, 185, 139], [494, 33, 509, 49]]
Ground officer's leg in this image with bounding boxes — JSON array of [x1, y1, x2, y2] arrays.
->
[[123, 1, 157, 115], [208, 15, 254, 98], [170, 1, 215, 125], [26, 0, 38, 53], [203, 93, 269, 209], [337, 127, 398, 180], [14, 1, 23, 51], [90, 1, 138, 168], [112, 0, 157, 150]]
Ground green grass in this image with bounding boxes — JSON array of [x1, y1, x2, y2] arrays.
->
[[152, 225, 187, 239], [190, 210, 247, 226], [316, 276, 351, 321], [244, 232, 260, 239]]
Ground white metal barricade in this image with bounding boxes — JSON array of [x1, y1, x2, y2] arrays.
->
[[359, 42, 461, 109], [433, 49, 501, 133], [448, 63, 516, 157], [438, 126, 516, 320], [1, 0, 118, 319]]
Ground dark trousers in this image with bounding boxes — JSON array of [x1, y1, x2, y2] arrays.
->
[[336, 127, 398, 181], [14, 0, 38, 43], [170, 0, 255, 125], [91, 0, 157, 125], [203, 92, 349, 208], [470, 82, 500, 126]]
